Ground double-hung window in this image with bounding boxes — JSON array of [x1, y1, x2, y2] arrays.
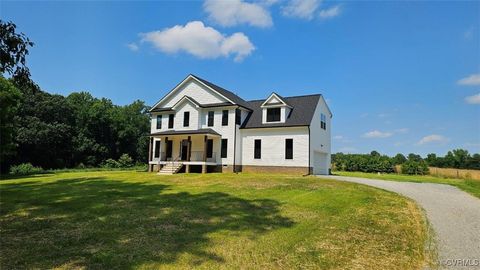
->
[[156, 115, 162, 129], [183, 111, 190, 127], [321, 114, 326, 130], [266, 108, 281, 122], [168, 114, 174, 129], [285, 139, 293, 159], [208, 111, 214, 127], [222, 110, 229, 126], [254, 139, 261, 159]]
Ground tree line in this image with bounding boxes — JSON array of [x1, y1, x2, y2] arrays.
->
[[0, 21, 150, 172], [333, 149, 480, 175]]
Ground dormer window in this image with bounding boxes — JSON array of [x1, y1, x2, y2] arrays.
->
[[261, 92, 292, 124], [266, 108, 281, 122]]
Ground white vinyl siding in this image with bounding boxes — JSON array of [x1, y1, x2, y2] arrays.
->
[[240, 127, 309, 167]]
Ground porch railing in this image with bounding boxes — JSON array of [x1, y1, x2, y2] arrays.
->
[[152, 151, 217, 162]]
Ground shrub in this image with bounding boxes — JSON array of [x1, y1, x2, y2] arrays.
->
[[9, 163, 44, 175], [118, 154, 134, 168], [401, 160, 429, 175], [102, 159, 120, 168]]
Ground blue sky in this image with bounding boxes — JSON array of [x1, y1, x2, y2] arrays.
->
[[2, 0, 479, 156]]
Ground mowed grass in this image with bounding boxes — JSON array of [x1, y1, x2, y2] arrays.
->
[[1, 171, 433, 269], [334, 171, 480, 199]]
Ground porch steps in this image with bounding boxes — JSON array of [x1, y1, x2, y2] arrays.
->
[[157, 162, 183, 175]]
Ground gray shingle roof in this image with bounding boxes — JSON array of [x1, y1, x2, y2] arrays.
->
[[190, 74, 252, 110], [241, 94, 321, 129]]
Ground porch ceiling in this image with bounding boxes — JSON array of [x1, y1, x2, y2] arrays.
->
[[150, 128, 221, 137]]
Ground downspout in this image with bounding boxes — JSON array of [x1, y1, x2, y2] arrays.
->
[[233, 107, 237, 173], [306, 126, 311, 176]]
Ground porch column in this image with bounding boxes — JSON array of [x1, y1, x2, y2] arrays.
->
[[202, 135, 207, 174], [148, 137, 153, 172], [187, 136, 192, 161], [203, 135, 207, 162]]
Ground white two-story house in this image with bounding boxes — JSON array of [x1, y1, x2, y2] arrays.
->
[[148, 74, 332, 175]]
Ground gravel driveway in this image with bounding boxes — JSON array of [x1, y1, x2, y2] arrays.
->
[[319, 175, 480, 269]]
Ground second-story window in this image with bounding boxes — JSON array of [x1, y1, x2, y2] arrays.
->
[[183, 111, 190, 127], [321, 113, 326, 130], [208, 111, 214, 127], [168, 114, 174, 129], [235, 109, 241, 125], [156, 115, 162, 129], [222, 110, 229, 126], [266, 108, 281, 122]]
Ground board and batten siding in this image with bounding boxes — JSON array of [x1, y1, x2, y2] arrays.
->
[[161, 80, 226, 107], [240, 127, 309, 167]]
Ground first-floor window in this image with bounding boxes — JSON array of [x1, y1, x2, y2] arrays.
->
[[285, 139, 293, 159], [154, 141, 161, 158], [254, 139, 261, 159], [221, 139, 228, 158]]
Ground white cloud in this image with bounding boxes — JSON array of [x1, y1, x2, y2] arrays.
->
[[465, 93, 480, 105], [318, 5, 341, 19], [127, 43, 139, 51], [282, 0, 320, 20], [204, 0, 272, 28], [395, 128, 409, 134], [333, 135, 344, 140], [141, 21, 255, 62], [363, 130, 393, 138], [458, 73, 480, 86], [417, 134, 449, 145]]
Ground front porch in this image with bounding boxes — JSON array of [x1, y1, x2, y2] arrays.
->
[[148, 129, 222, 173]]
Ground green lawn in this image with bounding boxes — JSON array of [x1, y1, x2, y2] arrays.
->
[[334, 171, 480, 199], [1, 171, 434, 269]]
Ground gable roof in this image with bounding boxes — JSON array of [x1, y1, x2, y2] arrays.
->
[[150, 74, 253, 112], [241, 94, 322, 129], [171, 95, 202, 110], [261, 92, 292, 108], [190, 74, 252, 110]]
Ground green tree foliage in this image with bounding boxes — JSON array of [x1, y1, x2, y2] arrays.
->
[[333, 149, 480, 175], [401, 160, 429, 175], [393, 153, 407, 165], [332, 152, 394, 173], [0, 20, 34, 77], [0, 77, 22, 170], [11, 88, 150, 169]]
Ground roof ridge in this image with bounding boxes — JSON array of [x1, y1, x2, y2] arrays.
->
[[248, 93, 321, 102]]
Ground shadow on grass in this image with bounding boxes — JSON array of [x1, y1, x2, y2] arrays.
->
[[0, 178, 294, 269]]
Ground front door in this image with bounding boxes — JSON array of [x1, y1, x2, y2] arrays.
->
[[165, 140, 173, 160], [206, 139, 213, 159], [180, 140, 190, 161]]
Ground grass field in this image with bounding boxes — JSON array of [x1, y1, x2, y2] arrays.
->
[[334, 171, 480, 199], [1, 171, 434, 269]]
